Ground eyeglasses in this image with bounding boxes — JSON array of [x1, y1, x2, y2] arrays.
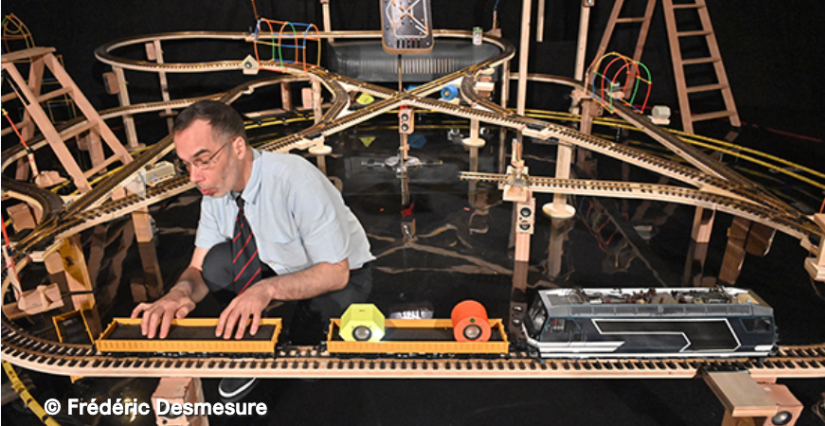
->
[[174, 138, 233, 174]]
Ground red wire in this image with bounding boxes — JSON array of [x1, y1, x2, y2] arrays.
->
[[3, 109, 30, 149], [819, 197, 824, 214]]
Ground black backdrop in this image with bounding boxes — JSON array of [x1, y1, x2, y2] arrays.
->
[[3, 0, 823, 136]]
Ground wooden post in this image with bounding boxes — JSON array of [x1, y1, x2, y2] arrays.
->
[[575, 99, 599, 177], [44, 236, 95, 312], [805, 214, 825, 282], [573, 0, 594, 84], [719, 216, 752, 285], [281, 82, 293, 111], [463, 119, 484, 171], [546, 217, 572, 279], [113, 66, 142, 150], [312, 80, 323, 124], [516, 0, 532, 119], [131, 208, 164, 300], [684, 207, 716, 286], [147, 40, 175, 133], [320, 0, 334, 43], [509, 260, 529, 341]]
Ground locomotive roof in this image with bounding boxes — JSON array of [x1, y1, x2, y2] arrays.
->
[[536, 287, 773, 317]]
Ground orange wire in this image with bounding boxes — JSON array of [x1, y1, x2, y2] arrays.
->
[[250, 0, 259, 20]]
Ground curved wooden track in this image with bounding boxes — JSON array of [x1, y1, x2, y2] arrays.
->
[[2, 30, 823, 379]]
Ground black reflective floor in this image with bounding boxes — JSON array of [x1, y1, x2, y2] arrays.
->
[[4, 113, 825, 426]]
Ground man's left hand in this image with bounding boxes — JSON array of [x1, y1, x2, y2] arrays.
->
[[216, 280, 273, 339]]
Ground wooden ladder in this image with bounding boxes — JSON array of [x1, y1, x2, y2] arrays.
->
[[596, 0, 740, 134], [2, 47, 133, 193]]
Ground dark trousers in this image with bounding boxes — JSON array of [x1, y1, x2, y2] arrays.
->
[[201, 241, 373, 344]]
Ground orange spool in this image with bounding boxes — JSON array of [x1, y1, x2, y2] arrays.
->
[[450, 300, 491, 342]]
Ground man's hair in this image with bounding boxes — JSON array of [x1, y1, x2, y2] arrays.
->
[[173, 100, 247, 143]]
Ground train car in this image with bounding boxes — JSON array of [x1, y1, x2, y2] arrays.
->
[[325, 302, 510, 357], [96, 318, 282, 357], [523, 287, 776, 359], [144, 161, 176, 186]]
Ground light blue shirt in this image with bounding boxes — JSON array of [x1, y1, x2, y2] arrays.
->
[[195, 149, 374, 275]]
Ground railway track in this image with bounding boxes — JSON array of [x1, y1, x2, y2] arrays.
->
[[2, 319, 823, 379], [460, 172, 821, 242], [2, 30, 823, 380]]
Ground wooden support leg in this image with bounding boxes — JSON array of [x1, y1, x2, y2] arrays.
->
[[281, 82, 292, 111], [805, 214, 825, 282], [312, 80, 322, 124], [463, 119, 485, 170], [685, 207, 716, 286], [131, 209, 164, 300], [85, 225, 109, 288], [49, 235, 95, 311], [758, 383, 803, 426], [509, 260, 529, 341], [546, 217, 572, 280], [113, 66, 142, 151], [719, 216, 752, 285], [575, 100, 599, 178]]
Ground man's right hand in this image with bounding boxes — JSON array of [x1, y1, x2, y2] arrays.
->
[[130, 289, 196, 339]]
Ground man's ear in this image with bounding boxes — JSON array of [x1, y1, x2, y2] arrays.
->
[[232, 136, 247, 158]]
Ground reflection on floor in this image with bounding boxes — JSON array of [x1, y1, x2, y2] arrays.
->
[[4, 115, 825, 426]]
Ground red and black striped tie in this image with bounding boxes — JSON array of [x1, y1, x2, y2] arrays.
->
[[233, 196, 261, 294]]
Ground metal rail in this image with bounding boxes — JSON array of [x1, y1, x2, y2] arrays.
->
[[2, 319, 823, 379], [2, 30, 823, 380]]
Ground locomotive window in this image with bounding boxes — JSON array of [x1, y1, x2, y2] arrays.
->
[[527, 299, 547, 332], [741, 317, 773, 333]]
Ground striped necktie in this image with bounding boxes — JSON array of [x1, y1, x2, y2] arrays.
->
[[233, 196, 261, 293]]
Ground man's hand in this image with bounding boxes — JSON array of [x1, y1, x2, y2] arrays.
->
[[216, 281, 273, 340], [130, 289, 197, 339]]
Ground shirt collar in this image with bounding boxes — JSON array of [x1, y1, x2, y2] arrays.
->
[[239, 148, 262, 206]]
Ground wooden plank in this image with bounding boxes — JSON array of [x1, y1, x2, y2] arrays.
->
[[1, 47, 55, 63], [704, 372, 777, 418]]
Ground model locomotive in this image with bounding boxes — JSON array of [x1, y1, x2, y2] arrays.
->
[[523, 287, 776, 358]]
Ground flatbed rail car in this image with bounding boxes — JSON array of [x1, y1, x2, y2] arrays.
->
[[524, 287, 776, 359], [326, 318, 510, 356], [96, 318, 282, 356]]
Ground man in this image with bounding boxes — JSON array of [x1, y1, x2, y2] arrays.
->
[[132, 100, 374, 398]]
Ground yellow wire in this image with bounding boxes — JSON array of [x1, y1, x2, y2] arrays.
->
[[2, 361, 62, 426], [522, 108, 825, 185]]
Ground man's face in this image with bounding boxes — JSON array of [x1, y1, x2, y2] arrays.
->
[[174, 119, 239, 198]]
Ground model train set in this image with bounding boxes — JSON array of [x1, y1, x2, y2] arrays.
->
[[93, 288, 778, 360], [2, 1, 825, 424]]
